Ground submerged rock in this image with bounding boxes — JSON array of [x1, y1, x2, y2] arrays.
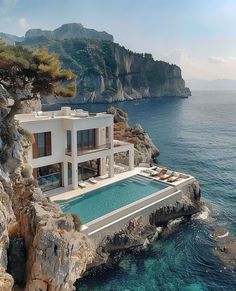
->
[[212, 228, 236, 269]]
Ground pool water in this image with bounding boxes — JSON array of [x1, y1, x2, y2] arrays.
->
[[57, 175, 168, 224]]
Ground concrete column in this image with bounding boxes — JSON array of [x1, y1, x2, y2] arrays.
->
[[62, 162, 68, 187], [129, 147, 135, 170], [72, 162, 78, 189], [99, 157, 107, 176], [108, 155, 114, 177], [72, 128, 78, 189], [108, 125, 114, 147]]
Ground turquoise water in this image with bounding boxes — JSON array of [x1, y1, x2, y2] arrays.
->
[[44, 91, 236, 290], [58, 175, 168, 223]]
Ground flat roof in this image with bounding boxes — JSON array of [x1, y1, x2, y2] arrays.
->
[[15, 106, 113, 123]]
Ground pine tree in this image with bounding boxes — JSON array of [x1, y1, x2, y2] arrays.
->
[[0, 40, 76, 121]]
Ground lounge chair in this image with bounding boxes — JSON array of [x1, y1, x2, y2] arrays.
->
[[159, 170, 174, 180], [151, 168, 167, 177], [78, 181, 87, 188], [141, 169, 156, 175], [88, 177, 98, 184], [167, 173, 180, 183]]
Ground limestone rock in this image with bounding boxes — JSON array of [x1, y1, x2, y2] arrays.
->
[[0, 267, 14, 291], [109, 107, 159, 165]]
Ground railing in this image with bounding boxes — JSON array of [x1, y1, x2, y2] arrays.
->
[[65, 143, 111, 156], [37, 172, 61, 192]]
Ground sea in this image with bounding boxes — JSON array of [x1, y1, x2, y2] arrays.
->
[[43, 90, 236, 291]]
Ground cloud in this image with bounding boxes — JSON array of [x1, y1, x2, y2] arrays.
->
[[209, 56, 236, 64], [18, 17, 29, 29], [157, 49, 236, 80]]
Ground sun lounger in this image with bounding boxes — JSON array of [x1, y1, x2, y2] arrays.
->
[[151, 168, 167, 177], [167, 174, 180, 183], [159, 170, 175, 180], [88, 177, 98, 184], [78, 181, 87, 188], [141, 168, 156, 175]]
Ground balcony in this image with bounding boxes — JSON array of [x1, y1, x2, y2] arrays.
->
[[65, 143, 111, 156]]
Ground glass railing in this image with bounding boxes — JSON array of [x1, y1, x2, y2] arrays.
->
[[65, 143, 111, 156], [37, 172, 61, 192]]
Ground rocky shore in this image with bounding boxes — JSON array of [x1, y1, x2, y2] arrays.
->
[[107, 106, 159, 166], [0, 103, 204, 290]]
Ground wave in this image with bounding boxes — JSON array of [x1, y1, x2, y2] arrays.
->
[[191, 205, 211, 222]]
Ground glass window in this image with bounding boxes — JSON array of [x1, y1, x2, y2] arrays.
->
[[67, 130, 71, 151], [34, 163, 61, 192], [33, 132, 51, 158], [77, 129, 96, 151]]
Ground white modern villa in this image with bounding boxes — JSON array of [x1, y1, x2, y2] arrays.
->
[[15, 106, 198, 245], [15, 107, 134, 192]]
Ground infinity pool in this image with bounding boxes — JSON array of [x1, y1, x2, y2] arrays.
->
[[57, 175, 168, 223]]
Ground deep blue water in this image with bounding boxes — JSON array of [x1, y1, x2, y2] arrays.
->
[[43, 91, 236, 290], [58, 176, 168, 223]]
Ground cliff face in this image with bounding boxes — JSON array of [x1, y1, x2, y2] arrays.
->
[[16, 36, 190, 104], [107, 107, 159, 165], [0, 105, 95, 290], [1, 24, 190, 104], [39, 39, 190, 104]]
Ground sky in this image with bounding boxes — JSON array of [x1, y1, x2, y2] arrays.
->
[[1, 0, 236, 80]]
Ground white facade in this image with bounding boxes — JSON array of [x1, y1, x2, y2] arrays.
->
[[15, 107, 134, 191]]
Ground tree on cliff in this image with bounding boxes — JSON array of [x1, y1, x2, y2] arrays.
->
[[0, 39, 76, 121]]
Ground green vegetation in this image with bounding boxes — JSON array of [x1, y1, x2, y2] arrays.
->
[[17, 37, 180, 100], [0, 40, 76, 120]]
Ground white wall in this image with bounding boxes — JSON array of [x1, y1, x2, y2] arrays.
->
[[21, 119, 65, 168]]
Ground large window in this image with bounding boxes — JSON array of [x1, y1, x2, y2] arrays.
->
[[33, 163, 61, 192], [78, 159, 100, 181], [77, 129, 96, 151], [33, 132, 51, 158]]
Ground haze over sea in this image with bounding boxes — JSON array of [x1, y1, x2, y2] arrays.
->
[[44, 91, 236, 290]]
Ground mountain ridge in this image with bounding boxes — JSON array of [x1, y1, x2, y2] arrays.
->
[[0, 23, 113, 44], [0, 23, 190, 103]]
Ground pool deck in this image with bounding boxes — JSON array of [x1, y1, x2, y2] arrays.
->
[[48, 166, 191, 202], [46, 166, 197, 247], [49, 167, 144, 201]]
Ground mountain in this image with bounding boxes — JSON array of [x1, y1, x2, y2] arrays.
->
[[186, 79, 236, 91], [0, 23, 113, 44], [0, 23, 190, 103], [0, 32, 24, 44], [25, 23, 114, 42]]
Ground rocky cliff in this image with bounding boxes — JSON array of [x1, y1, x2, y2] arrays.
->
[[1, 23, 190, 104], [39, 39, 191, 103], [0, 103, 95, 290], [107, 107, 159, 165]]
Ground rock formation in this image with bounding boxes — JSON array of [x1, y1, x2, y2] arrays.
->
[[82, 180, 202, 278], [212, 228, 236, 270], [39, 38, 191, 103], [24, 23, 114, 42], [0, 106, 95, 290], [107, 107, 159, 165], [0, 23, 191, 103]]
